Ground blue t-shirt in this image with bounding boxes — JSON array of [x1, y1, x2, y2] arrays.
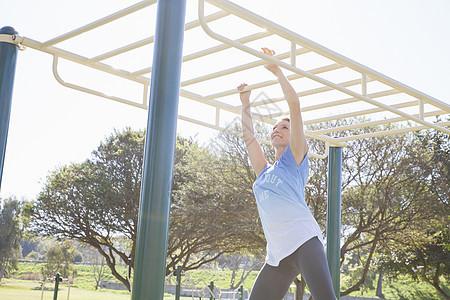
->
[[253, 145, 324, 266]]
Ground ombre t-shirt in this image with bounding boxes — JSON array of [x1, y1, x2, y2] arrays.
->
[[253, 145, 324, 266]]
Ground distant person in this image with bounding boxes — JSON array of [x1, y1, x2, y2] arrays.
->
[[237, 48, 336, 300]]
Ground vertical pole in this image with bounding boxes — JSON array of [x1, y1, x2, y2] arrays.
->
[[0, 26, 19, 191], [326, 146, 342, 299], [175, 266, 182, 300], [209, 281, 215, 300], [131, 0, 187, 299], [53, 273, 61, 300]]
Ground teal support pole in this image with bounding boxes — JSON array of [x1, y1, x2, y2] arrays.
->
[[326, 146, 342, 299], [131, 0, 186, 299], [53, 273, 62, 300], [209, 281, 215, 300], [0, 26, 19, 191], [174, 266, 182, 300]]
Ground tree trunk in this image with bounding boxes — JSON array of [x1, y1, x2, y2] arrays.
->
[[419, 264, 450, 300], [0, 264, 6, 282], [93, 258, 105, 290], [375, 271, 384, 299], [431, 282, 450, 300], [341, 233, 380, 296], [294, 276, 307, 300]]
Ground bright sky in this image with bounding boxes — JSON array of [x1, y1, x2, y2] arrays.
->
[[1, 0, 449, 200]]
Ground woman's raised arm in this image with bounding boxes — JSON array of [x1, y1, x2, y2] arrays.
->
[[262, 48, 307, 165], [238, 83, 268, 176]]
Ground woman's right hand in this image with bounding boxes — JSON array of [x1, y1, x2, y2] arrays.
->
[[237, 83, 251, 104], [262, 47, 281, 76]]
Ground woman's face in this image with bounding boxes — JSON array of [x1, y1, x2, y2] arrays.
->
[[271, 120, 290, 147]]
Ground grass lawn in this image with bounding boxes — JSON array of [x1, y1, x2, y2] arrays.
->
[[0, 280, 193, 300], [4, 262, 450, 299]]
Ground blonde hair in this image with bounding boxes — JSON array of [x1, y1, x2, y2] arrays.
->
[[276, 117, 290, 123]]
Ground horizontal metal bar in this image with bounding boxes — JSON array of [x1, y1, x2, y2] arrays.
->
[[205, 0, 450, 113], [90, 10, 230, 63], [179, 89, 237, 112], [304, 130, 348, 147], [52, 56, 148, 109], [202, 62, 341, 100], [42, 0, 157, 47], [299, 78, 376, 100], [177, 114, 330, 158], [336, 121, 450, 143], [311, 110, 446, 135], [251, 77, 379, 108], [183, 31, 273, 63], [270, 89, 401, 119], [302, 89, 400, 112], [20, 36, 149, 84], [303, 100, 420, 125], [179, 89, 347, 147], [49, 53, 242, 120], [90, 36, 154, 63], [198, 2, 450, 135], [132, 31, 274, 77], [132, 67, 152, 77], [181, 47, 310, 88], [302, 89, 399, 112]]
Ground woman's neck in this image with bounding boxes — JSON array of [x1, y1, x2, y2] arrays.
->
[[274, 145, 287, 161]]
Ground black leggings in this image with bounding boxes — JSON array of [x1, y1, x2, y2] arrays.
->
[[249, 237, 336, 300]]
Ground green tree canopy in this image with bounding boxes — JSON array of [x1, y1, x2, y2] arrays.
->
[[41, 241, 78, 279], [30, 128, 264, 290], [0, 197, 23, 282], [375, 125, 450, 299]]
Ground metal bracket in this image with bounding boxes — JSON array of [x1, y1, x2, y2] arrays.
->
[[0, 34, 26, 50]]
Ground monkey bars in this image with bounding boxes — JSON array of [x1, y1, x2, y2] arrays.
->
[[1, 0, 447, 158], [1, 1, 449, 299]]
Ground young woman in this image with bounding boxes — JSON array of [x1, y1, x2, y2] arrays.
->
[[237, 48, 336, 300]]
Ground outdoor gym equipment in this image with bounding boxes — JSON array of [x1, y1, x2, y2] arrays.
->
[[1, 1, 449, 299]]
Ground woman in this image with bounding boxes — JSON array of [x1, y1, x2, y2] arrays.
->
[[237, 48, 336, 300]]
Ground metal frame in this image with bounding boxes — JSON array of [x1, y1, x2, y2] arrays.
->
[[1, 0, 447, 158], [2, 1, 449, 299]]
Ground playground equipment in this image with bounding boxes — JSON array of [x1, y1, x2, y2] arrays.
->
[[1, 0, 449, 299], [40, 272, 71, 300], [166, 266, 250, 299]]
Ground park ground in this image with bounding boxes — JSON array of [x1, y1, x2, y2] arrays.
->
[[1, 262, 449, 299], [0, 279, 191, 300]]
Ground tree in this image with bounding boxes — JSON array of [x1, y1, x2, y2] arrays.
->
[[213, 119, 449, 298], [30, 128, 265, 290], [214, 253, 264, 289], [21, 239, 43, 261], [415, 120, 449, 206], [379, 223, 450, 299], [302, 120, 449, 297], [167, 135, 264, 272], [0, 197, 23, 282], [79, 244, 107, 290], [338, 132, 444, 295], [376, 124, 450, 299], [41, 241, 77, 279], [30, 129, 144, 290]]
